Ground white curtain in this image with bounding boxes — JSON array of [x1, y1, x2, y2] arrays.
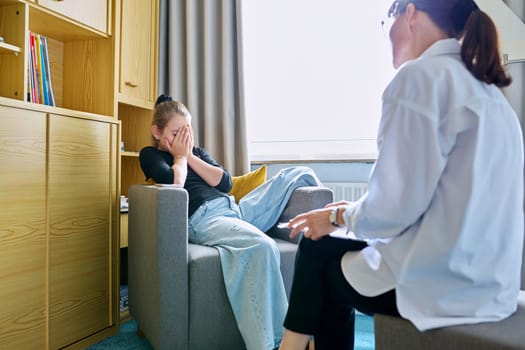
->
[[502, 0, 525, 123], [158, 0, 249, 174]]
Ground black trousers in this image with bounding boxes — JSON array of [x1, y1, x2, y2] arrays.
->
[[283, 236, 400, 350]]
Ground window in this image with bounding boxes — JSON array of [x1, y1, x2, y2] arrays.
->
[[242, 0, 396, 161]]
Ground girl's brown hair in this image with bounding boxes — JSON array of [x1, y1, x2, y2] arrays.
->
[[151, 94, 192, 147]]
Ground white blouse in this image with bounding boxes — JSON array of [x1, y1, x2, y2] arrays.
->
[[341, 39, 524, 331]]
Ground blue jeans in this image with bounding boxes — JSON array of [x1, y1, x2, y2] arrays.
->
[[188, 166, 321, 350]]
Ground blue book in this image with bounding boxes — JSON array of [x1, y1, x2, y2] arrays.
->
[[38, 35, 50, 106]]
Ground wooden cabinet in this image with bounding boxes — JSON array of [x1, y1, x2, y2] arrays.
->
[[37, 0, 109, 34], [0, 105, 47, 350], [0, 0, 120, 348], [0, 0, 160, 344], [0, 99, 120, 350], [48, 114, 118, 349], [118, 0, 157, 107], [116, 0, 158, 197]]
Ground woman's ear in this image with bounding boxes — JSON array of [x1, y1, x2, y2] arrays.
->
[[404, 3, 418, 28]]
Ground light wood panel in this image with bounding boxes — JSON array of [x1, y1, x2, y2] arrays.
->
[[0, 105, 47, 350], [121, 156, 148, 197], [118, 103, 153, 196], [119, 0, 156, 104], [62, 37, 114, 116], [0, 0, 121, 347], [118, 103, 152, 153], [110, 122, 119, 326], [120, 213, 127, 248], [28, 4, 108, 41], [0, 3, 26, 100], [37, 0, 108, 34], [48, 115, 112, 349]]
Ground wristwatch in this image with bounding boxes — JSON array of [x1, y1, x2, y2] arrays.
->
[[329, 207, 341, 227]]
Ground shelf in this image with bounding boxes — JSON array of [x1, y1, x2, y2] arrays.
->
[[121, 151, 139, 157], [0, 41, 21, 55], [118, 93, 155, 111], [29, 4, 109, 41]]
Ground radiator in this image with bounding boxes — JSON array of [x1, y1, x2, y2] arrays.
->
[[323, 182, 368, 202]]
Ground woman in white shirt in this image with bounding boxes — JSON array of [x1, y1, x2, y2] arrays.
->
[[278, 1, 524, 349]]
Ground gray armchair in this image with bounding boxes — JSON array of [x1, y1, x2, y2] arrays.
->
[[127, 184, 333, 350]]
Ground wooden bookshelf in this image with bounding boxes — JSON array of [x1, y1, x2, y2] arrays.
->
[[0, 1, 120, 349], [0, 0, 160, 347]]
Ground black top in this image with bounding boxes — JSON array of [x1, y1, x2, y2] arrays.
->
[[139, 146, 233, 217]]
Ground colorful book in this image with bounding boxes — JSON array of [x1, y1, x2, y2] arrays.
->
[[39, 35, 49, 105], [28, 46, 34, 102], [41, 36, 55, 106], [34, 34, 45, 105], [28, 32, 40, 104], [27, 32, 56, 106]]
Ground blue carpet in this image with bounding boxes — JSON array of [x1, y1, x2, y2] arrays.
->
[[355, 313, 375, 350], [88, 314, 374, 350], [86, 319, 153, 350]]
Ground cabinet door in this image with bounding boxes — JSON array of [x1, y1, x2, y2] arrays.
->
[[0, 105, 47, 350], [37, 0, 108, 33], [47, 115, 113, 349], [119, 0, 156, 103]]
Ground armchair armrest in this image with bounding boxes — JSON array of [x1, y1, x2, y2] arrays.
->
[[127, 184, 190, 350], [268, 186, 334, 243]]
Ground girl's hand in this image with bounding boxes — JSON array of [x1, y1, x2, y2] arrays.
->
[[165, 125, 192, 158], [188, 124, 195, 150]]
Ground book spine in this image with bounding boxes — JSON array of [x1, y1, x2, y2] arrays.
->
[[38, 34, 50, 106], [42, 37, 55, 106], [35, 34, 45, 105], [29, 32, 39, 104], [27, 33, 33, 102]]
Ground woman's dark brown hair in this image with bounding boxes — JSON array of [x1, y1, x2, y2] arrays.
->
[[461, 10, 511, 87], [392, 0, 512, 87]]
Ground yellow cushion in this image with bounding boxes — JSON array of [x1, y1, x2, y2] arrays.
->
[[229, 165, 267, 202]]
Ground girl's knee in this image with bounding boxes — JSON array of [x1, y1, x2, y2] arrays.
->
[[255, 236, 280, 257]]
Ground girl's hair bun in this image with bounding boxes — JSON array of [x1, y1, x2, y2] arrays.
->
[[155, 94, 173, 107]]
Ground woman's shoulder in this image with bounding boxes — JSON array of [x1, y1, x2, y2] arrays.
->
[[385, 53, 462, 102]]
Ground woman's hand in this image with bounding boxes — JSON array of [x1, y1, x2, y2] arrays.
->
[[325, 200, 350, 208], [288, 207, 338, 240]]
